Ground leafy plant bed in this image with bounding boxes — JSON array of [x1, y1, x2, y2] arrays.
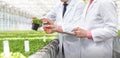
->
[[0, 39, 52, 57], [0, 30, 57, 39], [0, 30, 58, 58]]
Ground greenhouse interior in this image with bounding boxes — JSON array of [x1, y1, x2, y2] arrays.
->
[[0, 0, 120, 58]]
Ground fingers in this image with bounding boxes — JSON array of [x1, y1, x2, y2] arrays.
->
[[43, 25, 55, 34], [44, 28, 53, 34], [72, 27, 80, 37], [74, 31, 81, 37], [43, 27, 52, 34], [41, 18, 54, 25], [72, 27, 79, 32], [43, 25, 54, 29], [43, 25, 52, 31], [41, 18, 48, 23], [47, 19, 54, 25], [72, 27, 87, 38]]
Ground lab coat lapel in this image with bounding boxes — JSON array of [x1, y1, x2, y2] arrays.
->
[[64, 0, 77, 17], [84, 0, 97, 17], [59, 3, 63, 19], [64, 5, 73, 17], [87, 0, 97, 13]]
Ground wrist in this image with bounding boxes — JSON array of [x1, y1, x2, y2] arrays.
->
[[55, 26, 63, 32], [87, 31, 93, 40]]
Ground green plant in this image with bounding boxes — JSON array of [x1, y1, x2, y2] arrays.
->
[[32, 17, 42, 25]]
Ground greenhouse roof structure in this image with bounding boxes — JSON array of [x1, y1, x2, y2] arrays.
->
[[0, 0, 59, 18]]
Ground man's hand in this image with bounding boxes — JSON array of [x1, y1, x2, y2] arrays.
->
[[43, 25, 58, 34], [41, 18, 54, 25], [72, 27, 88, 38], [41, 18, 55, 34]]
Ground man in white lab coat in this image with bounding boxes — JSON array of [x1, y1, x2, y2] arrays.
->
[[43, 0, 118, 58], [42, 0, 85, 58], [72, 0, 118, 58]]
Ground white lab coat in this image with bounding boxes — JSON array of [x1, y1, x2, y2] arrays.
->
[[76, 0, 118, 58], [45, 0, 118, 58], [45, 0, 85, 58]]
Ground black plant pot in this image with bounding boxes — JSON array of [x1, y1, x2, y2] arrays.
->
[[32, 23, 40, 31]]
